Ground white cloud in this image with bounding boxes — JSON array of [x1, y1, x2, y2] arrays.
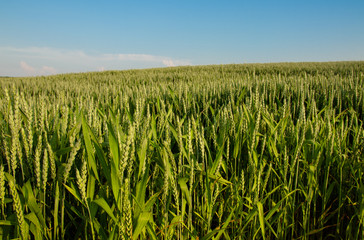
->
[[0, 46, 191, 76], [19, 61, 57, 76], [41, 65, 57, 75], [20, 61, 36, 74], [162, 59, 175, 67]]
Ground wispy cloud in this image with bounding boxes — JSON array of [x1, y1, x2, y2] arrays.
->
[[40, 65, 57, 75], [20, 61, 36, 74], [0, 46, 191, 76], [19, 61, 57, 76], [162, 59, 176, 67]]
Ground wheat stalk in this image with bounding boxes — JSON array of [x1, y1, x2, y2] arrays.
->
[[8, 175, 27, 239]]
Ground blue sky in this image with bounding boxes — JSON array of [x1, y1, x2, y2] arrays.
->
[[1, 0, 363, 76]]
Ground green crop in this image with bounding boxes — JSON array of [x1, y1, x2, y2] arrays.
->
[[0, 62, 363, 239]]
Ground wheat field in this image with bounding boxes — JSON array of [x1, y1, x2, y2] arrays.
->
[[0, 62, 363, 239]]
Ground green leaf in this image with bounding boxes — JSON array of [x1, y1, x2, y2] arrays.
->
[[108, 121, 119, 170], [53, 181, 60, 240], [64, 183, 83, 204], [82, 114, 100, 182], [209, 141, 225, 175], [24, 212, 44, 239], [146, 222, 158, 240], [137, 137, 149, 180], [135, 172, 148, 212], [133, 211, 152, 239], [22, 181, 46, 229], [109, 160, 120, 206], [151, 113, 157, 140], [178, 177, 191, 206], [144, 192, 161, 212], [202, 206, 236, 240], [93, 198, 117, 223], [266, 189, 300, 221], [257, 201, 266, 240]]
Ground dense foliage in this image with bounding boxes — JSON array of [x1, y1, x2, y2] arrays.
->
[[0, 62, 363, 239]]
